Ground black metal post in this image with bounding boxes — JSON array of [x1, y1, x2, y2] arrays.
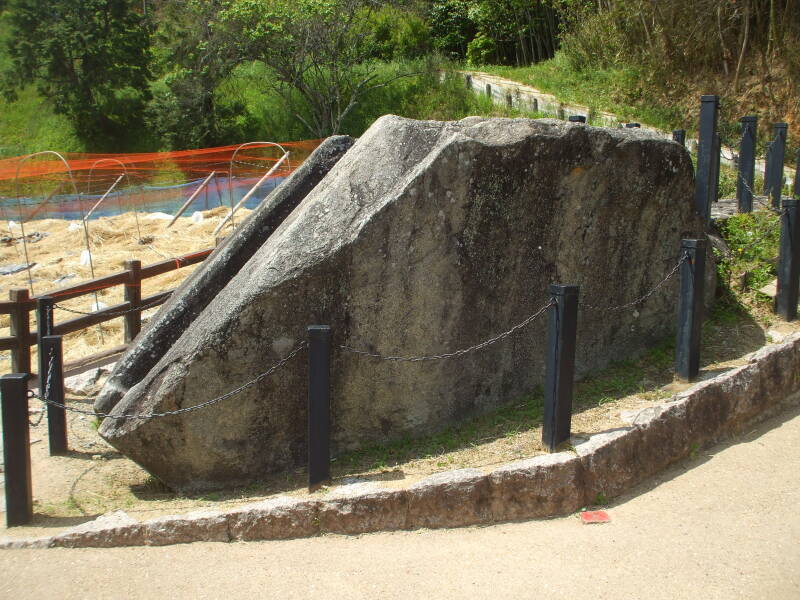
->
[[36, 295, 54, 391], [776, 199, 800, 321], [568, 115, 586, 123], [543, 285, 579, 453], [673, 130, 686, 146], [694, 96, 719, 224], [1, 373, 32, 526], [765, 123, 788, 208], [737, 116, 758, 213], [308, 325, 331, 492], [41, 335, 67, 454], [675, 239, 707, 382], [794, 149, 800, 198], [711, 132, 722, 204]]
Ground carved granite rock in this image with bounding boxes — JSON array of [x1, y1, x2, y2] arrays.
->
[[99, 116, 708, 491], [94, 135, 355, 415]]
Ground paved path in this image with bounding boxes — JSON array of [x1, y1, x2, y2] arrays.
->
[[2, 404, 799, 599]]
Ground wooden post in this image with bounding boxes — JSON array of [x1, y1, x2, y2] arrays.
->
[[308, 325, 331, 492], [9, 288, 31, 377], [42, 335, 68, 455], [2, 373, 32, 526], [776, 199, 800, 321], [694, 96, 719, 224], [543, 285, 579, 452], [675, 240, 707, 382], [124, 260, 142, 343]]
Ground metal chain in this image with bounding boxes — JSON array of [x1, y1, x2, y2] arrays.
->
[[27, 354, 55, 425], [581, 254, 688, 312], [28, 406, 44, 427], [52, 296, 166, 317], [31, 342, 307, 421], [340, 300, 554, 362]]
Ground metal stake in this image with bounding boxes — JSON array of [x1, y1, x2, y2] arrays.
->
[[1, 373, 32, 526], [543, 285, 579, 452], [675, 239, 707, 381], [672, 130, 686, 146], [308, 325, 331, 492]]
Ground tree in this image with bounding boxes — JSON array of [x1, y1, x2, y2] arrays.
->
[[147, 0, 242, 149], [222, 0, 413, 138], [2, 0, 153, 148]]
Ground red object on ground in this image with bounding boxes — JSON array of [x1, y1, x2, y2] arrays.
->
[[580, 510, 611, 524]]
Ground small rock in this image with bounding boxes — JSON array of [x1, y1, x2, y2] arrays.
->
[[65, 366, 110, 396], [767, 329, 789, 343], [759, 279, 777, 298], [91, 454, 102, 461], [146, 212, 174, 221], [53, 273, 77, 285], [0, 263, 35, 276], [25, 231, 48, 244]]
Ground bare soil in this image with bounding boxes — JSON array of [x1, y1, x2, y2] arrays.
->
[[0, 206, 252, 370]]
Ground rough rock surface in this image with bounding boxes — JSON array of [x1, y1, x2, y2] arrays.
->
[[99, 116, 707, 491], [94, 135, 355, 415]]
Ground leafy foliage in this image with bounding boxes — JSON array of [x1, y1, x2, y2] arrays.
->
[[221, 0, 415, 138], [146, 0, 243, 150], [428, 0, 560, 65], [2, 0, 152, 149]]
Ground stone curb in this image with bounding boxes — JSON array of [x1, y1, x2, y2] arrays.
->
[[3, 333, 800, 549]]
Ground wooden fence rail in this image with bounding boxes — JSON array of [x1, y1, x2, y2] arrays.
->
[[0, 246, 214, 379]]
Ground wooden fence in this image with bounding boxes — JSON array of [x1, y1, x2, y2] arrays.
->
[[0, 246, 214, 380]]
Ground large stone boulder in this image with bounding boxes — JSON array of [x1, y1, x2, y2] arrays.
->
[[99, 116, 708, 492], [94, 135, 355, 415]]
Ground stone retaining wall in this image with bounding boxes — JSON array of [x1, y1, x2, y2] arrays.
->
[[3, 332, 798, 549]]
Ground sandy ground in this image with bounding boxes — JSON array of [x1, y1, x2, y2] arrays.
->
[[0, 402, 798, 599], [0, 206, 252, 369]]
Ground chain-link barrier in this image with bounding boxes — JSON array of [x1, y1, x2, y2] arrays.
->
[[340, 300, 554, 362], [26, 351, 55, 425], [581, 254, 688, 313], [30, 342, 307, 421], [52, 296, 166, 317]]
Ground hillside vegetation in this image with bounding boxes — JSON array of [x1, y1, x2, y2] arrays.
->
[[0, 1, 796, 159]]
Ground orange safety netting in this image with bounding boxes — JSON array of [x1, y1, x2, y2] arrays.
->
[[0, 140, 321, 184], [0, 140, 323, 221]]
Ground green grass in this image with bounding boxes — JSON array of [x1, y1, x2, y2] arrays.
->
[[476, 52, 684, 133]]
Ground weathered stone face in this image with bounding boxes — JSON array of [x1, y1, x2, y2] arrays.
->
[[99, 116, 708, 492], [94, 135, 355, 416]]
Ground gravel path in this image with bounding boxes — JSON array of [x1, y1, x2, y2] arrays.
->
[[1, 403, 798, 599]]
